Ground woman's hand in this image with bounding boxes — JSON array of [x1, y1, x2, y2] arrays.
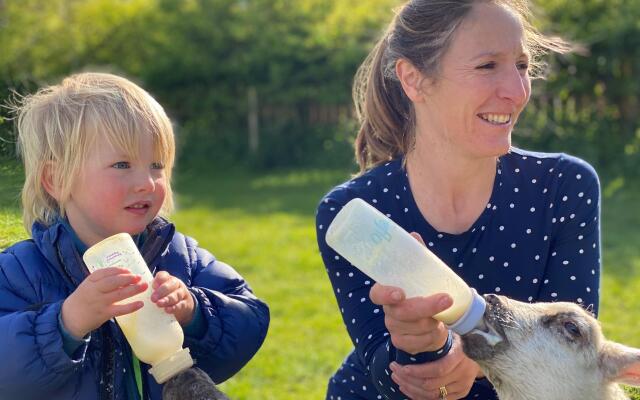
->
[[150, 271, 195, 326], [389, 335, 482, 399], [368, 231, 453, 354], [61, 267, 147, 338], [369, 283, 452, 354]]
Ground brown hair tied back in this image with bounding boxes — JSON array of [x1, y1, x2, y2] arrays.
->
[[352, 0, 571, 173]]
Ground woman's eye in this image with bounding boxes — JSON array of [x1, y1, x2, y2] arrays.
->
[[151, 162, 165, 170], [477, 62, 496, 70], [563, 321, 581, 337], [517, 62, 529, 71], [112, 161, 130, 169]]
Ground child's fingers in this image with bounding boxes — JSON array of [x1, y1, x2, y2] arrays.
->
[[87, 266, 133, 282], [156, 291, 180, 307], [95, 273, 143, 293], [109, 300, 145, 317], [164, 299, 189, 315], [105, 281, 148, 304], [152, 271, 172, 290], [164, 302, 182, 314], [151, 277, 181, 302], [163, 295, 196, 326], [156, 287, 191, 307]]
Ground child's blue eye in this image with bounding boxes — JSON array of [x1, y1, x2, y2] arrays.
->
[[112, 162, 130, 169], [151, 162, 165, 170]]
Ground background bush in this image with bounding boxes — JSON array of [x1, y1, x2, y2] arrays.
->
[[1, 0, 638, 177]]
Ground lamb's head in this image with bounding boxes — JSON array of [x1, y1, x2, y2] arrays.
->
[[162, 367, 231, 400], [461, 294, 640, 400]]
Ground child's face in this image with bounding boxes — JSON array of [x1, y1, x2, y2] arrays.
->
[[64, 134, 167, 246]]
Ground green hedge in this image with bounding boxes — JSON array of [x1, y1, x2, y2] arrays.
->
[[1, 0, 638, 176]]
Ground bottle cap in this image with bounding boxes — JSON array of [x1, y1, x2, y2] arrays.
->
[[149, 348, 194, 384], [447, 289, 486, 335]]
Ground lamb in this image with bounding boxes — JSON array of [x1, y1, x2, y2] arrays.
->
[[461, 294, 640, 400], [162, 367, 231, 400]]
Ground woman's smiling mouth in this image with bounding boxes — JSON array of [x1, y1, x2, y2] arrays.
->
[[478, 113, 512, 125]]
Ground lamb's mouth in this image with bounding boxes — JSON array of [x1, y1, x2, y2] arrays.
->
[[460, 316, 507, 361], [466, 316, 504, 347]]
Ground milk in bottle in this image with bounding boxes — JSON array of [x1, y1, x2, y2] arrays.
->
[[83, 233, 194, 383], [325, 198, 485, 334]]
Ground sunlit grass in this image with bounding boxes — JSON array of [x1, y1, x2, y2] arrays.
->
[[171, 168, 355, 399], [599, 186, 640, 347], [0, 160, 27, 249]]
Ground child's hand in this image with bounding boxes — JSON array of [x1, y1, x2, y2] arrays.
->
[[61, 267, 148, 338], [150, 271, 195, 326]]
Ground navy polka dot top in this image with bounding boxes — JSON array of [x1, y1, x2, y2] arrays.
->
[[315, 148, 601, 400]]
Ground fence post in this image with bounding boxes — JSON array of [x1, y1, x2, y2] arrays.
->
[[248, 86, 259, 154]]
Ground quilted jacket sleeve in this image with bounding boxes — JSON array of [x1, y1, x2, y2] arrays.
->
[[178, 238, 269, 384], [0, 250, 87, 397]]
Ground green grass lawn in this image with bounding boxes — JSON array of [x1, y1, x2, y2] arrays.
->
[[1, 158, 639, 399]]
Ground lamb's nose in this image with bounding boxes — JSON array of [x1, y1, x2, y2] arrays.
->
[[485, 293, 502, 306]]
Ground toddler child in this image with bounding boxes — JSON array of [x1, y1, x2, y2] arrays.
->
[[0, 72, 269, 400]]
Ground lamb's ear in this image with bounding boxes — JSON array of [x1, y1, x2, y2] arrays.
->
[[599, 341, 640, 386]]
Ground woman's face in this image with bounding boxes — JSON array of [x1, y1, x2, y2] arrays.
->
[[416, 2, 531, 159]]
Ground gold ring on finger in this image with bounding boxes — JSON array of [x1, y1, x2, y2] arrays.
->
[[438, 385, 448, 400]]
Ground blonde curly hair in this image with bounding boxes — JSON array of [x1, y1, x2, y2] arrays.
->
[[15, 72, 175, 233]]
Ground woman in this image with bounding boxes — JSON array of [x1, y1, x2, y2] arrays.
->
[[315, 1, 601, 399]]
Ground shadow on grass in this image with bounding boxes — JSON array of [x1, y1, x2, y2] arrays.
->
[[174, 167, 354, 218], [601, 186, 640, 282], [0, 158, 23, 213]]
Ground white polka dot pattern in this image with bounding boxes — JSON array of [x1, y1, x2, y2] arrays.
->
[[316, 149, 601, 400]]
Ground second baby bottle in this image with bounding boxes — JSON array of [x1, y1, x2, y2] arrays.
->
[[325, 197, 485, 335]]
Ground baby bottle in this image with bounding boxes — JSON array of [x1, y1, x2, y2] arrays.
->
[[325, 198, 485, 334], [83, 233, 194, 383]]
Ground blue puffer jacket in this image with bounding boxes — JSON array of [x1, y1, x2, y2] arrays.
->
[[0, 218, 269, 400]]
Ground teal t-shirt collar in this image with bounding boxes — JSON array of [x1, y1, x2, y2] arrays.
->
[[59, 218, 148, 255]]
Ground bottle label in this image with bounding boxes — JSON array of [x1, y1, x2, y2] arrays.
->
[[84, 234, 153, 281], [342, 216, 391, 268]]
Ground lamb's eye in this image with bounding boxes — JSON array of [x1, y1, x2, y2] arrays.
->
[[563, 321, 581, 337]]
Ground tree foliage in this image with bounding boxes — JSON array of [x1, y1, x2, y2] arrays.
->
[[519, 0, 640, 178], [0, 0, 637, 176]]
